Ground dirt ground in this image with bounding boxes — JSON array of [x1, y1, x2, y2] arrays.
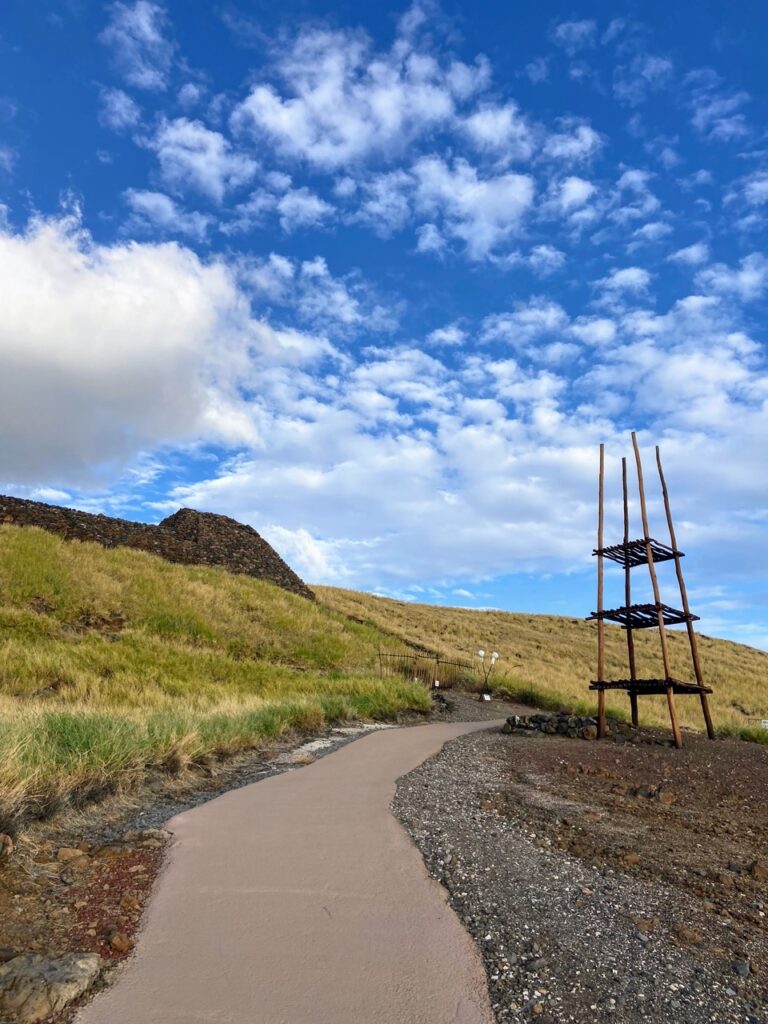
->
[[395, 720, 768, 1023], [493, 726, 768, 965]]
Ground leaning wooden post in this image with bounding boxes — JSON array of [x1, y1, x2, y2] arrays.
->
[[632, 432, 682, 748], [622, 457, 639, 727], [596, 443, 606, 738], [655, 446, 715, 740]]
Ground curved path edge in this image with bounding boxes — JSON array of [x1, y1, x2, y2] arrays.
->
[[76, 720, 503, 1024]]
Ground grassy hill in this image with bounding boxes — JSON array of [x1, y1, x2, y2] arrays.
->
[[0, 525, 427, 830], [317, 586, 768, 738], [1, 525, 766, 831]]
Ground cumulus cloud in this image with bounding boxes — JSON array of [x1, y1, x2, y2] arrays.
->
[[696, 253, 768, 301], [230, 15, 488, 169], [411, 156, 535, 259], [149, 118, 257, 202], [556, 175, 596, 212], [123, 188, 212, 239], [685, 69, 750, 142], [595, 266, 651, 293], [0, 213, 266, 482], [541, 120, 602, 162], [460, 102, 534, 161], [100, 1, 175, 91], [426, 322, 467, 347], [226, 181, 334, 235], [241, 253, 396, 333], [481, 298, 569, 347], [527, 244, 566, 276], [98, 87, 141, 131], [668, 241, 709, 265]]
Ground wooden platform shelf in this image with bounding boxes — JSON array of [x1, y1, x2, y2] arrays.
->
[[593, 537, 680, 568], [590, 678, 713, 697], [590, 434, 715, 748], [589, 603, 699, 630]]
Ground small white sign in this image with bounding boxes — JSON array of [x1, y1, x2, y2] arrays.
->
[[762, 720, 768, 730]]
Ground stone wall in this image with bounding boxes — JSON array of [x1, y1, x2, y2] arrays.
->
[[0, 495, 313, 600]]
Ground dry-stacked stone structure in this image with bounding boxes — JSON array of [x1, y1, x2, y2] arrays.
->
[[0, 495, 313, 600]]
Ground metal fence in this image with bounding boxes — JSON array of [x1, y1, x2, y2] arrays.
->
[[378, 648, 480, 690]]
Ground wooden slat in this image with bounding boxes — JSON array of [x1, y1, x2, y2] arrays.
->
[[588, 603, 699, 629], [593, 536, 681, 568]]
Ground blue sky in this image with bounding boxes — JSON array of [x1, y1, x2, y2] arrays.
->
[[1, 1, 767, 648]]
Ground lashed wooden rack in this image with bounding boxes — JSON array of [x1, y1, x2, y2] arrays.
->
[[588, 433, 715, 748]]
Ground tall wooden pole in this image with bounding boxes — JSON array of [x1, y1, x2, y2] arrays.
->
[[632, 432, 682, 748], [597, 443, 606, 738], [655, 446, 715, 740], [622, 457, 638, 727]]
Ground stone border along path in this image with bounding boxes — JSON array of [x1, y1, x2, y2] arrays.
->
[[76, 720, 503, 1024]]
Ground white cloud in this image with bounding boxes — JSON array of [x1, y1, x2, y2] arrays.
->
[[241, 253, 395, 333], [412, 156, 535, 259], [415, 222, 446, 255], [551, 20, 597, 56], [460, 102, 534, 161], [668, 241, 709, 266], [178, 82, 203, 109], [743, 170, 768, 206], [100, 1, 175, 91], [595, 266, 651, 293], [570, 317, 616, 346], [426, 323, 466, 347], [123, 189, 212, 239], [608, 169, 661, 225], [557, 175, 596, 212], [98, 87, 141, 131], [696, 253, 768, 301], [629, 220, 672, 246], [226, 183, 334, 235], [0, 147, 15, 174], [542, 120, 602, 162], [481, 298, 569, 347], [354, 170, 413, 236], [231, 18, 488, 169], [685, 69, 750, 142], [276, 187, 334, 232], [528, 244, 566, 276], [0, 213, 269, 482], [149, 118, 257, 202]]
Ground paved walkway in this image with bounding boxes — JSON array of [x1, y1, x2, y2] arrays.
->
[[77, 721, 502, 1024]]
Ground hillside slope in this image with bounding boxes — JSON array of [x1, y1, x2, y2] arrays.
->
[[316, 586, 768, 736], [0, 526, 427, 829]]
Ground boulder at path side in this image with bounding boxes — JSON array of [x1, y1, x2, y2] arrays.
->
[[0, 953, 102, 1023]]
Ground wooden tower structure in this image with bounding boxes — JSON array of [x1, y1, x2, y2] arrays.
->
[[588, 432, 715, 748]]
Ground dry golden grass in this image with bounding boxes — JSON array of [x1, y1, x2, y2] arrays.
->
[[316, 586, 768, 736]]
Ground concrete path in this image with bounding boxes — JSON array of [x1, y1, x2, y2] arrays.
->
[[77, 721, 502, 1024]]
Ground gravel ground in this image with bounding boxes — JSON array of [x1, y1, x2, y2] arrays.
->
[[394, 726, 766, 1024]]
